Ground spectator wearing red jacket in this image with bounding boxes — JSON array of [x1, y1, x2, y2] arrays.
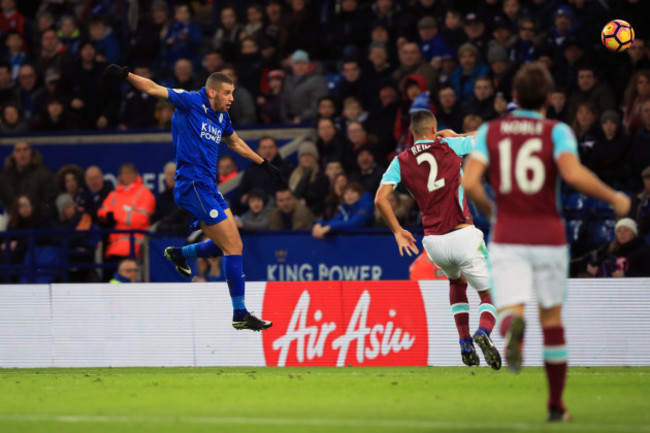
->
[[97, 163, 155, 261]]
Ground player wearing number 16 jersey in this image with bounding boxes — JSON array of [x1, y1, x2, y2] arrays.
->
[[375, 110, 501, 370], [463, 62, 630, 421]]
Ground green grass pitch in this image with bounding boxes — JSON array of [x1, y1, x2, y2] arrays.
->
[[0, 367, 648, 433]]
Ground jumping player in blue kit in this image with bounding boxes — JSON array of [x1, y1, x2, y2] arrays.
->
[[103, 64, 283, 331]]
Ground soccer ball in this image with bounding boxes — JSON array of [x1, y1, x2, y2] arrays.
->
[[601, 19, 635, 52]]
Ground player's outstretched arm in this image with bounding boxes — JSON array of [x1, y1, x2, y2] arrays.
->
[[103, 64, 168, 100], [462, 157, 493, 220], [556, 153, 630, 217], [224, 132, 264, 164], [436, 129, 476, 139], [224, 133, 285, 185], [375, 184, 418, 257]]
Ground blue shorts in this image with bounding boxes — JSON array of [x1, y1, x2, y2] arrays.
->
[[174, 179, 229, 230]]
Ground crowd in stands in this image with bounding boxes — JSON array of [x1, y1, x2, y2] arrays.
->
[[1, 0, 650, 279]]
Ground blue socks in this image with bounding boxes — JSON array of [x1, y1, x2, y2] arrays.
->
[[224, 254, 248, 320], [177, 240, 223, 259], [172, 242, 247, 320]]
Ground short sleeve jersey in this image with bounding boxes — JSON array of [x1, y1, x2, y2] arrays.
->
[[470, 109, 578, 245], [166, 87, 234, 184], [381, 136, 474, 235]]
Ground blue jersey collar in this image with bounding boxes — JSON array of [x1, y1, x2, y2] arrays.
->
[[199, 88, 222, 115], [512, 109, 544, 120], [414, 139, 437, 145]]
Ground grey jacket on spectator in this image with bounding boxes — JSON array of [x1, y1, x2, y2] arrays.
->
[[239, 203, 274, 231], [281, 73, 329, 123]]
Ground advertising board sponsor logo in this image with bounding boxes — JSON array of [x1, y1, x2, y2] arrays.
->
[[262, 282, 428, 366]]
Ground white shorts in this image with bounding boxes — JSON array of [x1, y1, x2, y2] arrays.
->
[[488, 242, 569, 309], [422, 226, 490, 292]]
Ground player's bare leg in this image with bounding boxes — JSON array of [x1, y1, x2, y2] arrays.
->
[[539, 305, 572, 422], [473, 289, 501, 370], [200, 210, 272, 331], [497, 304, 525, 373]]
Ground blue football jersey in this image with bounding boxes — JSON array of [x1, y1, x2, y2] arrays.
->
[[166, 87, 234, 184]]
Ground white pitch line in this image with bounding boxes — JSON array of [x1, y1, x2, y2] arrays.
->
[[0, 414, 648, 432]]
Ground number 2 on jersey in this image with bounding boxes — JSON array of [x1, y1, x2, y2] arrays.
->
[[416, 153, 445, 192], [497, 138, 545, 194]]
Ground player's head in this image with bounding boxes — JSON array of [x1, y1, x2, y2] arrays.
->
[[512, 61, 554, 110], [409, 109, 437, 138], [205, 72, 234, 112]]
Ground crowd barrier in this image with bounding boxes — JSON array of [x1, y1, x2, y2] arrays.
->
[[149, 230, 423, 282], [1, 279, 648, 368]]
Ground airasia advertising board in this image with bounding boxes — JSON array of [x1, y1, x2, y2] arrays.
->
[[262, 281, 429, 367]]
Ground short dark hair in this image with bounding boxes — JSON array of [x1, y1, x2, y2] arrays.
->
[[6, 30, 22, 39], [275, 187, 293, 196], [410, 110, 437, 136], [318, 95, 337, 109], [205, 71, 233, 90], [258, 135, 277, 146], [119, 162, 139, 175], [342, 181, 365, 196], [513, 62, 554, 110]]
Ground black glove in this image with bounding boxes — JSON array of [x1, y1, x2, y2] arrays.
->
[[103, 64, 129, 81], [102, 211, 117, 228], [260, 158, 285, 186]]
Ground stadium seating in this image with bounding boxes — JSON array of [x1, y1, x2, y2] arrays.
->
[[324, 73, 343, 92], [563, 193, 592, 219], [19, 246, 63, 283], [585, 220, 617, 250]]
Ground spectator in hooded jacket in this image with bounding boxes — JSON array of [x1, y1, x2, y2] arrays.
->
[[312, 181, 374, 238], [590, 110, 630, 189]]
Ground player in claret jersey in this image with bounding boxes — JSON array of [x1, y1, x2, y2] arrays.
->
[[376, 109, 502, 370], [463, 62, 630, 421]]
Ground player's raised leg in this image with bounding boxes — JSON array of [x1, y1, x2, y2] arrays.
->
[[540, 305, 571, 421], [201, 209, 271, 331], [165, 240, 223, 277], [459, 235, 501, 370]]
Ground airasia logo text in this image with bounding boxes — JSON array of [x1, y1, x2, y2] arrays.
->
[[263, 283, 427, 367]]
